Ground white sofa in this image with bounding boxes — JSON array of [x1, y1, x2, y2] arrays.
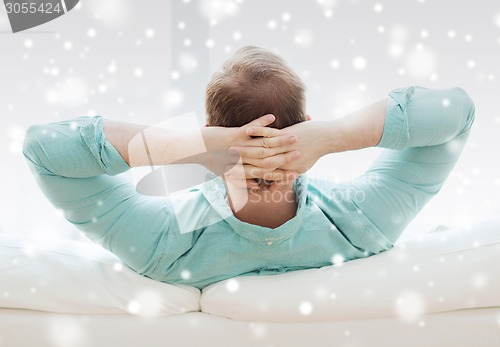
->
[[1, 218, 500, 347]]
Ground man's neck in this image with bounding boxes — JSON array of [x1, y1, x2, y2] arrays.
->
[[225, 181, 298, 229]]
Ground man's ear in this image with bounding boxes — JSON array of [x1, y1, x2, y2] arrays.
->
[[306, 114, 312, 121]]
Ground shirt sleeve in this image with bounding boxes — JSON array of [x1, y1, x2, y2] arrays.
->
[[22, 116, 180, 276], [349, 86, 475, 245], [23, 115, 130, 178]]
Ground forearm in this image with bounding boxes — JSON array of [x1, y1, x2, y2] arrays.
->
[[103, 119, 206, 167], [323, 86, 475, 155], [322, 98, 387, 155]]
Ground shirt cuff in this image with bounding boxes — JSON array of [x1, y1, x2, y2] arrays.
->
[[79, 116, 131, 176], [377, 86, 414, 150]]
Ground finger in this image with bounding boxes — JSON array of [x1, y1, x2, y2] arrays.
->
[[246, 125, 282, 138], [261, 169, 299, 182], [224, 160, 245, 179], [241, 165, 299, 181], [230, 141, 295, 160], [245, 114, 276, 128], [241, 150, 301, 170], [225, 172, 256, 191], [224, 161, 248, 190], [231, 146, 275, 160], [245, 134, 297, 149], [246, 179, 262, 191], [268, 180, 293, 193]]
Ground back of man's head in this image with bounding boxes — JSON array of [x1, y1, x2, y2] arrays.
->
[[205, 46, 306, 129]]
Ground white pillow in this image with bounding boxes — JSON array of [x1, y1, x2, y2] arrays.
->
[[0, 233, 200, 316], [201, 218, 500, 322]]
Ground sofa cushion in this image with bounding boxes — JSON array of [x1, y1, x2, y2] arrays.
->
[[201, 218, 500, 322], [0, 233, 200, 316]]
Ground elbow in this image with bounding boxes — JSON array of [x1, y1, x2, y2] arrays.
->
[[452, 87, 476, 134], [23, 125, 42, 161], [23, 124, 51, 167]]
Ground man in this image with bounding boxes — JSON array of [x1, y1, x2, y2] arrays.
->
[[23, 46, 475, 289]]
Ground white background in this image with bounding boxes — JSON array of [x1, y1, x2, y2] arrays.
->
[[0, 0, 499, 242]]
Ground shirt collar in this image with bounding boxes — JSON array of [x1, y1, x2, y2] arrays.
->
[[201, 174, 308, 245]]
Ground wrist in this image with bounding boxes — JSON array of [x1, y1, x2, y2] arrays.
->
[[196, 127, 232, 173], [174, 129, 209, 167], [321, 119, 347, 155]]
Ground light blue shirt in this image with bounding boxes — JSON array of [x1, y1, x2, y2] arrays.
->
[[23, 86, 475, 289]]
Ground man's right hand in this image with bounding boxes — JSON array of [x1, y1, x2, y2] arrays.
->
[[199, 114, 302, 186], [233, 118, 333, 175]]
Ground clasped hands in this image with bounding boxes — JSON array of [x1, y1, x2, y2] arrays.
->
[[200, 114, 329, 192]]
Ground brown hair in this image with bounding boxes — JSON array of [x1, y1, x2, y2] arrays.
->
[[205, 46, 306, 129]]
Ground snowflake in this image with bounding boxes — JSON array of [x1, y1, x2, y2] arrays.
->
[[353, 56, 367, 70], [232, 31, 242, 41], [331, 253, 345, 265], [494, 13, 500, 28], [391, 25, 409, 42], [199, 0, 240, 21], [44, 77, 88, 107], [134, 68, 144, 78], [24, 39, 33, 49], [113, 262, 123, 272], [179, 53, 198, 71], [388, 44, 404, 58], [249, 322, 267, 337], [180, 269, 191, 280], [225, 279, 239, 292], [171, 71, 180, 80], [206, 38, 215, 48], [317, 0, 337, 10], [163, 90, 184, 108], [471, 273, 488, 289], [406, 47, 436, 78], [47, 318, 88, 347], [299, 301, 313, 315], [127, 300, 141, 314], [108, 61, 117, 74], [294, 30, 314, 48], [98, 84, 108, 93], [88, 0, 131, 27], [395, 291, 426, 322]]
